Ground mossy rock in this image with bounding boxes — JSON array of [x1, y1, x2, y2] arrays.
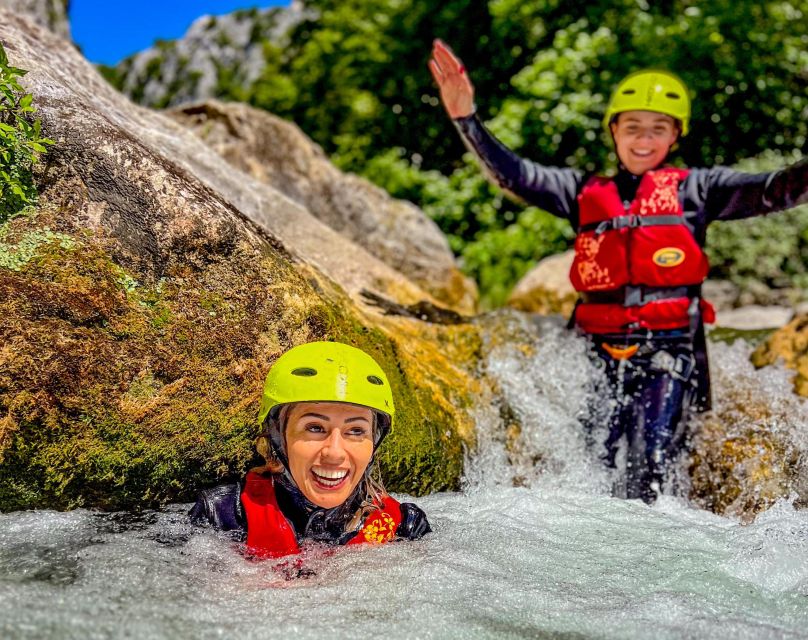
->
[[0, 211, 479, 510]]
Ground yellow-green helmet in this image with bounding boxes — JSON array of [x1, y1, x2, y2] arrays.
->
[[257, 342, 395, 457], [603, 70, 691, 136]]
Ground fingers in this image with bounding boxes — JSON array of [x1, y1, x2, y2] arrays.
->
[[432, 40, 463, 73], [431, 38, 464, 76], [428, 59, 443, 84]]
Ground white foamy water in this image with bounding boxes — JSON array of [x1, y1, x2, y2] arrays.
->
[[2, 331, 808, 639]]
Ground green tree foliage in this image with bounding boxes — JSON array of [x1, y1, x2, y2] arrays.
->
[[707, 151, 808, 297], [0, 42, 53, 222]]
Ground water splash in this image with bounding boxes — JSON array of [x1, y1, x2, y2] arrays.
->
[[466, 312, 612, 495]]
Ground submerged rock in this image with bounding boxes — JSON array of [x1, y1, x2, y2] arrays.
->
[[167, 100, 476, 313], [689, 342, 808, 518], [0, 12, 481, 511]]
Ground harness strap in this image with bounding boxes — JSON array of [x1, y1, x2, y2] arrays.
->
[[581, 285, 701, 307], [579, 214, 687, 235]]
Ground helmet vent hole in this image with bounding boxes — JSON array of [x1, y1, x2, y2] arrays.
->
[[367, 375, 384, 386], [665, 92, 680, 99], [622, 89, 636, 95], [291, 367, 318, 377]]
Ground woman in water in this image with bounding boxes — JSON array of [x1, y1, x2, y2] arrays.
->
[[190, 341, 431, 558]]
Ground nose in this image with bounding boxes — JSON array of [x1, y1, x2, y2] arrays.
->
[[321, 429, 347, 463]]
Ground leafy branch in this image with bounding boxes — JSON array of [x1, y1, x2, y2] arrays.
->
[[0, 41, 54, 222]]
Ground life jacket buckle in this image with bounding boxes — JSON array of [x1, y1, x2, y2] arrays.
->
[[624, 285, 643, 307], [612, 214, 638, 231]]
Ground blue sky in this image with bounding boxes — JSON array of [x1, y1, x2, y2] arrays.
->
[[70, 1, 290, 65]]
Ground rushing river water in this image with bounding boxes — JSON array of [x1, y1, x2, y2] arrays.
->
[[2, 330, 807, 640]]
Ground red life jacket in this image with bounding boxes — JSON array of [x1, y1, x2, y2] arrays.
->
[[570, 167, 714, 334], [241, 471, 403, 559]]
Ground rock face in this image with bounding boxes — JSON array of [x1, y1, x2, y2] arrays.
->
[[0, 12, 481, 511], [167, 101, 476, 313], [112, 3, 307, 108], [506, 249, 577, 317], [752, 314, 808, 397], [0, 0, 69, 40], [689, 342, 808, 518]]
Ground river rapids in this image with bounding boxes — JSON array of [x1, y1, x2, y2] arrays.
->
[[2, 328, 807, 639]]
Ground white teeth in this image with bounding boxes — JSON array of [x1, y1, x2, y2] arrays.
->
[[312, 467, 349, 482]]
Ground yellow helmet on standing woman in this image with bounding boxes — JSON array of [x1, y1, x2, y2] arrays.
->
[[603, 70, 691, 136]]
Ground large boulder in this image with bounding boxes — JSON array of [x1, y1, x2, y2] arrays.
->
[[167, 100, 476, 313], [0, 12, 481, 510]]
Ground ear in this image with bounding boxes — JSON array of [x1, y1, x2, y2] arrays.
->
[[668, 129, 680, 149], [609, 120, 619, 137]]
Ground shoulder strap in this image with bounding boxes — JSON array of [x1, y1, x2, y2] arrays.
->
[[242, 472, 301, 559]]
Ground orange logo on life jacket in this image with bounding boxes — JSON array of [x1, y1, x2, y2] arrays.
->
[[652, 247, 685, 267], [362, 512, 397, 544]]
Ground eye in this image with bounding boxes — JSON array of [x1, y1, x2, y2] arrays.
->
[[305, 423, 326, 433], [347, 425, 371, 437]]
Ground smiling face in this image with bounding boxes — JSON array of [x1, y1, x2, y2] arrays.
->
[[610, 110, 679, 175], [284, 402, 375, 509]]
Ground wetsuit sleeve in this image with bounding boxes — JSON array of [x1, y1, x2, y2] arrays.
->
[[396, 502, 432, 540], [453, 112, 584, 221], [188, 482, 246, 534], [698, 157, 808, 223]]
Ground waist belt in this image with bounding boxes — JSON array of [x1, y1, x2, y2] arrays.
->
[[580, 285, 702, 307]]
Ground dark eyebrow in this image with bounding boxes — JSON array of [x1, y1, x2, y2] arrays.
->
[[300, 413, 331, 421], [298, 413, 370, 424]]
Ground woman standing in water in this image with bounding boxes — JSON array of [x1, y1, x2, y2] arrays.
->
[[429, 39, 807, 503], [190, 341, 431, 558]]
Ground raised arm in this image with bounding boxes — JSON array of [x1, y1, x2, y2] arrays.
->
[[428, 39, 583, 221], [701, 157, 808, 223]]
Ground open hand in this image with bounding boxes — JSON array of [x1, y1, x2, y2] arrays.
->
[[428, 39, 475, 119]]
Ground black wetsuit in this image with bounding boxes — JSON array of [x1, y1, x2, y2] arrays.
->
[[454, 112, 808, 502], [189, 474, 431, 545]]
